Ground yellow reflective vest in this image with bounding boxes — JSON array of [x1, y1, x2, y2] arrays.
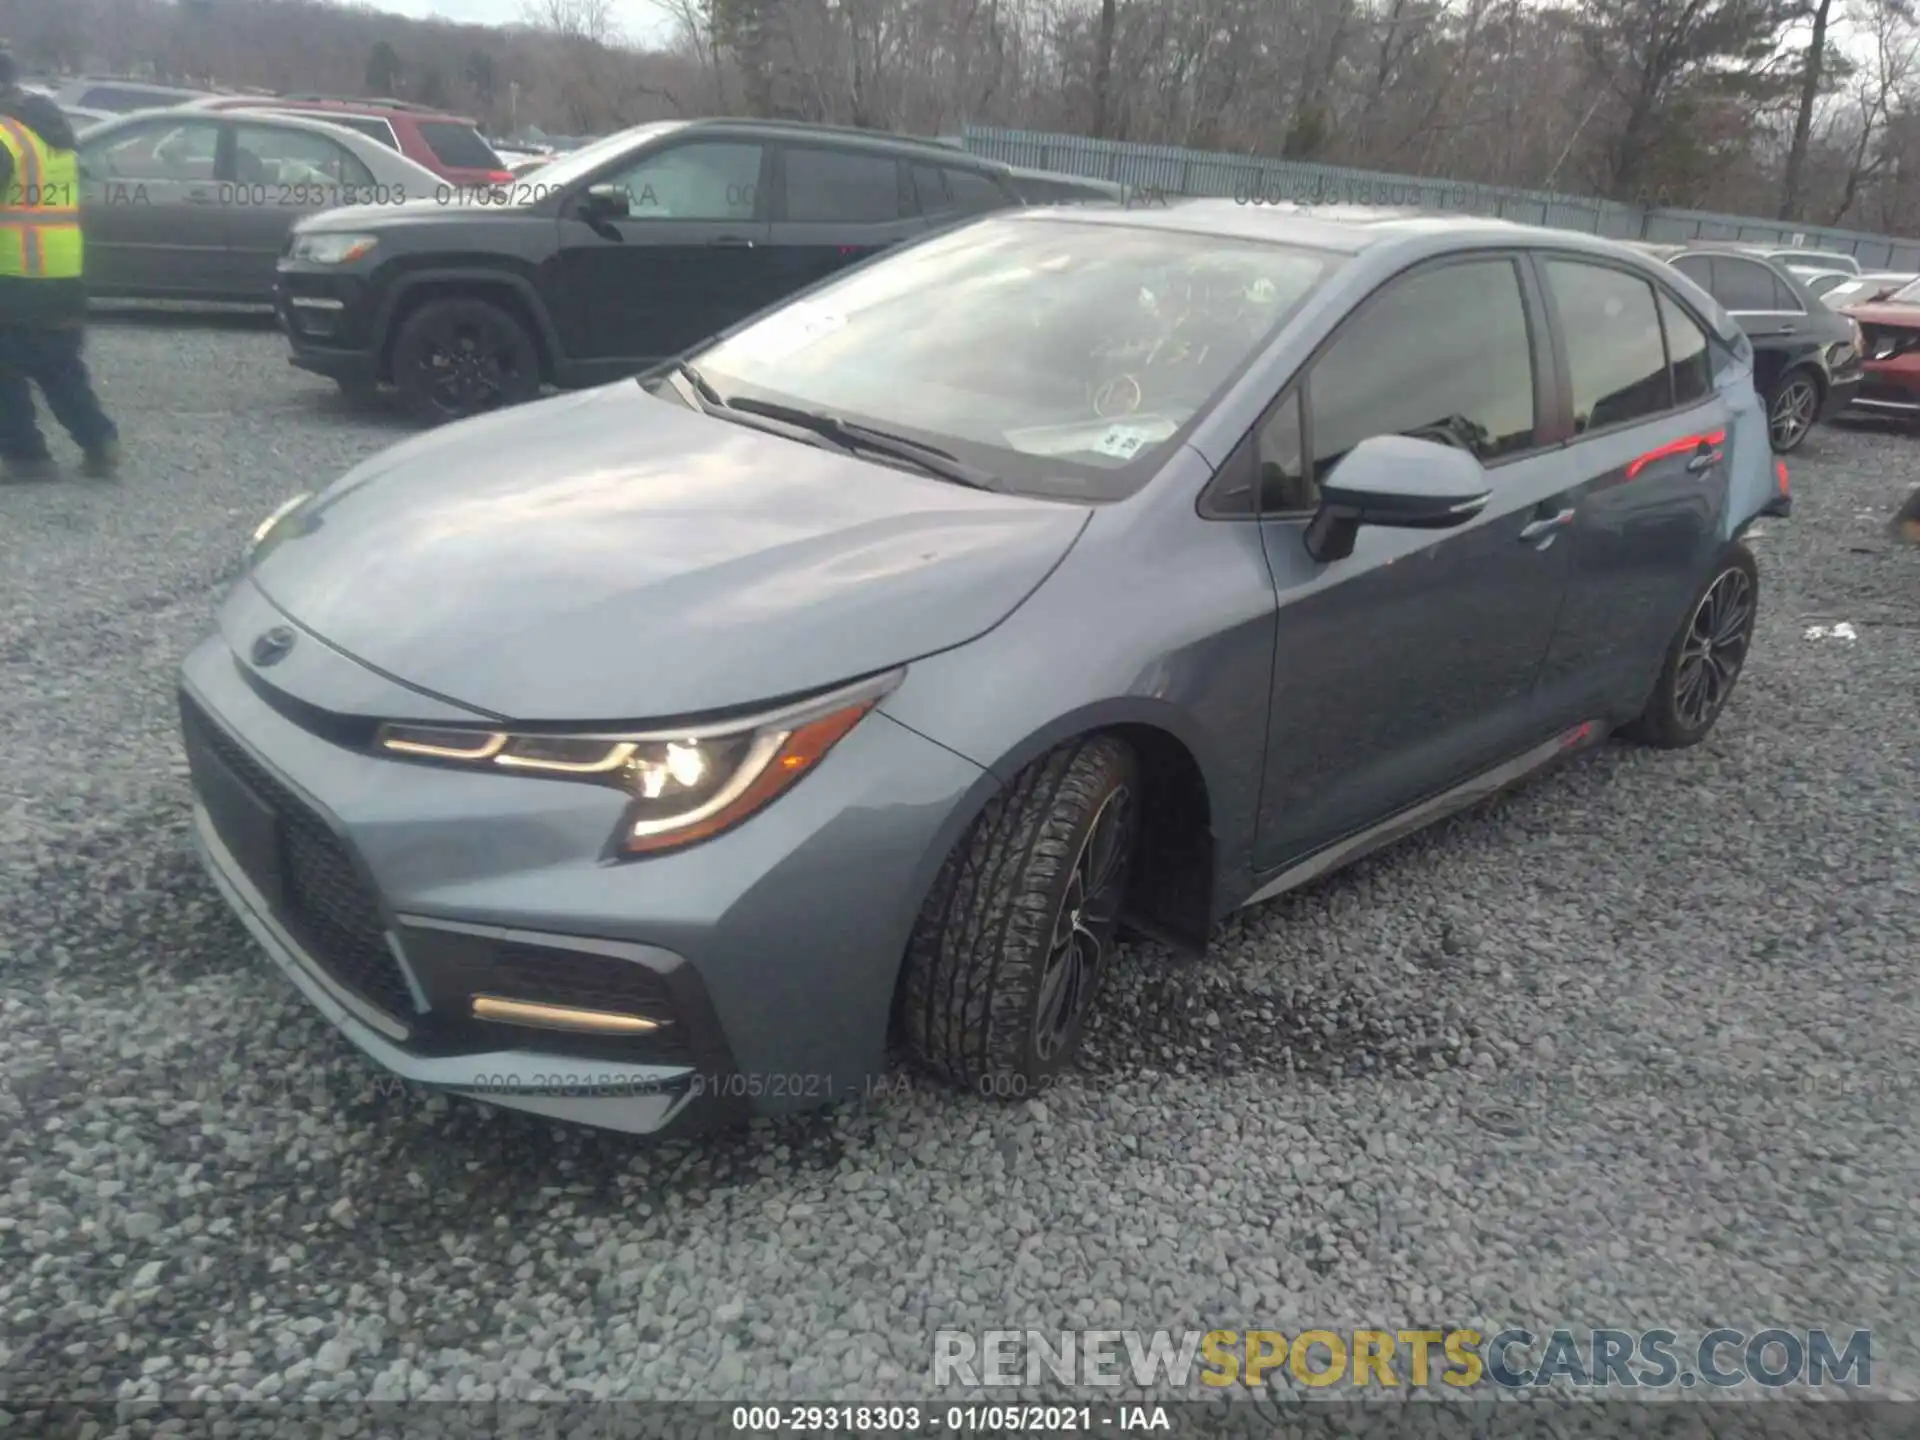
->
[[0, 113, 81, 280]]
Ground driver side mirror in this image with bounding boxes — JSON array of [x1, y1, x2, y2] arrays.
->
[[1302, 433, 1492, 564], [581, 182, 631, 218]]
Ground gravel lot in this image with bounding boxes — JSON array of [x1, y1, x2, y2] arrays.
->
[[1, 313, 1915, 1409]]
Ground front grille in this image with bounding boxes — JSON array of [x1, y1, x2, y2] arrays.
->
[[182, 693, 416, 1023]]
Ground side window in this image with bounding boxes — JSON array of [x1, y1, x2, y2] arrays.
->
[[1769, 271, 1804, 312], [944, 168, 1008, 215], [1657, 290, 1714, 407], [1309, 257, 1538, 475], [80, 120, 221, 182], [603, 142, 762, 222], [783, 147, 901, 223], [232, 125, 376, 190], [1673, 255, 1714, 292], [1709, 257, 1778, 312], [1257, 389, 1313, 512], [911, 163, 950, 215], [1543, 260, 1671, 432]]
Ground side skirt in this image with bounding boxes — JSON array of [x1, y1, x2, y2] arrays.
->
[[1234, 719, 1607, 913]]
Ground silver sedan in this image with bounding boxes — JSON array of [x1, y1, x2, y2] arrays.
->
[[78, 108, 440, 301]]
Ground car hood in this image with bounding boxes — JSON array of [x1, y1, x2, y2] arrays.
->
[[293, 196, 537, 231], [1841, 300, 1920, 327], [247, 383, 1092, 722]]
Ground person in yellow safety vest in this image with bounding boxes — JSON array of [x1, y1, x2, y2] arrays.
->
[[0, 51, 119, 482]]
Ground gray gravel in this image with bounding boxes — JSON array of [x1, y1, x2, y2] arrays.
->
[[1, 314, 1916, 1409]]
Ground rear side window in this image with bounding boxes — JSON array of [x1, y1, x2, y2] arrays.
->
[[1543, 260, 1671, 432], [1707, 257, 1780, 312], [910, 163, 949, 215], [1658, 291, 1713, 407], [943, 168, 1009, 214], [303, 113, 399, 151], [783, 147, 901, 223], [1310, 256, 1538, 473], [416, 121, 502, 171], [1769, 271, 1804, 311]]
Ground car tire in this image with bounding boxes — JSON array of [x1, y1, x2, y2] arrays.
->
[[390, 296, 541, 425], [1621, 544, 1759, 749], [899, 735, 1138, 1095], [1765, 367, 1821, 454]]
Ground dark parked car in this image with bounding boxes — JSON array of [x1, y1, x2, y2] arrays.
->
[[272, 118, 1026, 421], [187, 203, 1786, 1135], [1632, 242, 1863, 452]]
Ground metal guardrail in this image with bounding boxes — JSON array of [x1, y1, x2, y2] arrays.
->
[[960, 124, 1920, 270]]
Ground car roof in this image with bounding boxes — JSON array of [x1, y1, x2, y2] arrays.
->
[[1016, 197, 1659, 257], [673, 117, 1011, 170]]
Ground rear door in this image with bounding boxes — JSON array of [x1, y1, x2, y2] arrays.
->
[[763, 143, 925, 299], [554, 136, 774, 368], [222, 121, 382, 296], [77, 117, 229, 295], [1532, 256, 1730, 723], [1247, 252, 1578, 872]]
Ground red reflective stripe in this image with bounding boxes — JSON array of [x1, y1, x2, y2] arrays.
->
[[0, 118, 54, 277], [1775, 460, 1790, 494], [1625, 428, 1726, 480]]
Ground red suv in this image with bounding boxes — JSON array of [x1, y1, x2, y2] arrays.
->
[[181, 96, 513, 186]]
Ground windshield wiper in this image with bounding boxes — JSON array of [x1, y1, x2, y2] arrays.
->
[[722, 396, 1003, 492], [663, 359, 726, 409]]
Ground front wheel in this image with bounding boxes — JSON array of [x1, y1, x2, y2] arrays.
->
[[390, 296, 541, 425], [898, 736, 1138, 1094], [1766, 368, 1821, 453], [1622, 545, 1759, 749]]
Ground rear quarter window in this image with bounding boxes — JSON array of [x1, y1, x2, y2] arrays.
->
[[416, 121, 503, 171]]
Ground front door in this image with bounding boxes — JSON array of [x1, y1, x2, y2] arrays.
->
[[78, 117, 228, 296], [1251, 254, 1576, 873], [555, 138, 774, 371], [761, 144, 927, 300]]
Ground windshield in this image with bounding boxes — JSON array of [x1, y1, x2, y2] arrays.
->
[[688, 216, 1336, 500], [513, 123, 683, 189]]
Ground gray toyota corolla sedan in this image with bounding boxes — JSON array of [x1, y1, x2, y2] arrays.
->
[[181, 201, 1791, 1135]]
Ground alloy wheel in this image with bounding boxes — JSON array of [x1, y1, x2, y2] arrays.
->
[[1673, 567, 1755, 730], [1032, 785, 1134, 1061], [1769, 376, 1818, 451], [419, 323, 512, 417]]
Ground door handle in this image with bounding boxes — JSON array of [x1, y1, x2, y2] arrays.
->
[[707, 236, 756, 248], [1518, 507, 1576, 543], [1686, 448, 1724, 473]]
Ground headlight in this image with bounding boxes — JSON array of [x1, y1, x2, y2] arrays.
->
[[373, 669, 903, 855], [291, 232, 378, 264], [247, 491, 312, 557]]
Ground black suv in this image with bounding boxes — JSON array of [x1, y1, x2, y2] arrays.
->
[[1631, 241, 1864, 453], [275, 118, 1025, 421]]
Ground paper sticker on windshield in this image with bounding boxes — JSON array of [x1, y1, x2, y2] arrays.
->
[[1093, 424, 1158, 460], [732, 307, 845, 363]]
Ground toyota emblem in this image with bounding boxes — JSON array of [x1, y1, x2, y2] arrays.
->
[[251, 626, 296, 667]]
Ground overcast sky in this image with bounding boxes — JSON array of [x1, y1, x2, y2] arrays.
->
[[364, 0, 679, 43]]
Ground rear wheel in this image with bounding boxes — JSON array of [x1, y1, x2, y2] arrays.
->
[[1766, 368, 1821, 453], [899, 736, 1138, 1094], [1622, 545, 1759, 749], [390, 296, 541, 425]]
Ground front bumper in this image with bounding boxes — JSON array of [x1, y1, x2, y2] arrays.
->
[[1848, 352, 1920, 416], [178, 625, 987, 1134], [275, 268, 380, 384]]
